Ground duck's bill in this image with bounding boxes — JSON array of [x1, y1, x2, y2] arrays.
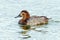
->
[[15, 15, 22, 18]]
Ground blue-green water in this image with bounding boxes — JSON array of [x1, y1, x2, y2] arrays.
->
[[0, 0, 60, 40]]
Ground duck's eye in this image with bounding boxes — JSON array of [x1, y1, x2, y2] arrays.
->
[[22, 14, 24, 15]]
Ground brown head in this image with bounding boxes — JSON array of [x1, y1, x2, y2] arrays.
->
[[15, 10, 30, 25], [15, 10, 30, 20]]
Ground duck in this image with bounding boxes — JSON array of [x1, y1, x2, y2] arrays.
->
[[15, 10, 49, 26]]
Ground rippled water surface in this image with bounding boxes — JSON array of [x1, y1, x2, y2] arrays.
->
[[0, 0, 60, 40]]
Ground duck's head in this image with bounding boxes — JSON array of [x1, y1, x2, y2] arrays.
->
[[15, 10, 30, 20]]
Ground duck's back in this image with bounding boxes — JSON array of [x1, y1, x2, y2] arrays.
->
[[27, 16, 48, 25]]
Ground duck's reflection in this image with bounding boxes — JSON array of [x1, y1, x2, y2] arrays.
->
[[18, 24, 48, 39], [21, 25, 31, 30]]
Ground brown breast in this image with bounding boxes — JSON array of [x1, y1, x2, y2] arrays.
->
[[18, 19, 29, 25]]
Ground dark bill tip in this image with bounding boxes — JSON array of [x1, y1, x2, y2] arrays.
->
[[14, 16, 18, 18]]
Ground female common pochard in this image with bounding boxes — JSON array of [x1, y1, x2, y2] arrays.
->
[[15, 10, 49, 26]]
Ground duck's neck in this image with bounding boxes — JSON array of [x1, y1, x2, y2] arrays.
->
[[22, 15, 30, 21]]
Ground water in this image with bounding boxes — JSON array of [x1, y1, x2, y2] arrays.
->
[[0, 0, 60, 40]]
